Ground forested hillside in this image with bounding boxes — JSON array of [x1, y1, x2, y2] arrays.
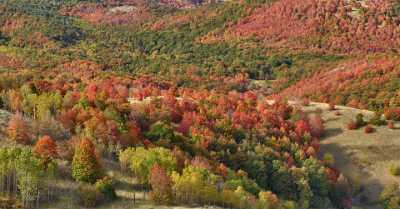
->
[[0, 0, 399, 209]]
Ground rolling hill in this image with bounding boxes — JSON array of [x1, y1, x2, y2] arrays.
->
[[0, 0, 399, 209]]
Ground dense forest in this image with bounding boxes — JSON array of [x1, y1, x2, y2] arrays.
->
[[0, 0, 399, 209]]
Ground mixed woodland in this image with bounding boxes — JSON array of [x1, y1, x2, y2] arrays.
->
[[0, 0, 399, 209]]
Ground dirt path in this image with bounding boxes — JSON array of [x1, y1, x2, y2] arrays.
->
[[300, 102, 400, 209]]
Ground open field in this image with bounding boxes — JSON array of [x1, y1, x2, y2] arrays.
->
[[301, 103, 400, 209]]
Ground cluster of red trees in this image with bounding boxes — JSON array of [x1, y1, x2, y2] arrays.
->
[[3, 64, 329, 172], [1, 16, 26, 35], [278, 56, 400, 111], [0, 54, 23, 70], [229, 0, 400, 53], [1, 15, 56, 49], [0, 1, 371, 207]]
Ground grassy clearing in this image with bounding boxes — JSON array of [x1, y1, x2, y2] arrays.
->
[[300, 102, 400, 209]]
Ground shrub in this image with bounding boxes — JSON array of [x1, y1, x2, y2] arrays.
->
[[380, 183, 400, 209], [384, 108, 400, 121], [347, 114, 368, 130], [0, 197, 23, 209], [347, 120, 358, 130], [76, 183, 104, 208], [355, 113, 367, 127], [302, 98, 310, 106], [329, 103, 336, 111], [95, 177, 117, 201], [369, 113, 387, 126], [389, 164, 400, 176], [388, 121, 395, 129], [364, 125, 375, 134], [322, 153, 335, 166], [72, 138, 102, 183], [309, 114, 324, 138]]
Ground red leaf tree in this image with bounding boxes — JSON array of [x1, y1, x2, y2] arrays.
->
[[7, 113, 30, 145], [149, 164, 173, 205]]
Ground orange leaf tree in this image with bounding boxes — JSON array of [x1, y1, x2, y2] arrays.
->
[[7, 113, 30, 145], [33, 135, 58, 163]]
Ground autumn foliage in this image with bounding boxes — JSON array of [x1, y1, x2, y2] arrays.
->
[[149, 164, 173, 205], [347, 120, 358, 130], [33, 135, 58, 162], [384, 108, 400, 121], [364, 125, 375, 134], [0, 1, 368, 207], [7, 113, 30, 145], [72, 138, 102, 184], [229, 0, 400, 53], [279, 57, 400, 111]]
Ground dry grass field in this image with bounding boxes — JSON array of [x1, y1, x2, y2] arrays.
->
[[300, 102, 400, 209]]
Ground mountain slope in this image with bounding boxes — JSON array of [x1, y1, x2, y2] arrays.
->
[[0, 1, 399, 209], [227, 0, 400, 53]]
